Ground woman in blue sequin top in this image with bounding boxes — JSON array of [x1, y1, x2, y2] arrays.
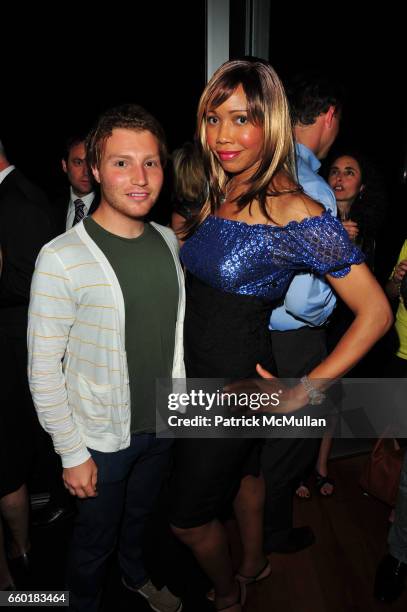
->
[[169, 59, 392, 612]]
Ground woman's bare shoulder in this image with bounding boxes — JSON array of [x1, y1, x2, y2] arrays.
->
[[268, 192, 325, 226]]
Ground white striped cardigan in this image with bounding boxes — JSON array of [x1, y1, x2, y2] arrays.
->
[[27, 221, 185, 468]]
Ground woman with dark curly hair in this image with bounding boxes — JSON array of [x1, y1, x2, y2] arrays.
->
[[325, 151, 389, 350], [295, 152, 390, 498], [327, 151, 388, 270]]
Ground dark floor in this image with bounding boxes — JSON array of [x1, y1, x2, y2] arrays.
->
[[256, 454, 407, 612], [20, 453, 407, 611]]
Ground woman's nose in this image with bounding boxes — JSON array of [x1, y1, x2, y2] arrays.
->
[[216, 122, 232, 144]]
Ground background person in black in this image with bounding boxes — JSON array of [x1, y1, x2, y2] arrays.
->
[[293, 152, 391, 501], [0, 138, 54, 589], [375, 452, 407, 603], [33, 134, 101, 528], [325, 153, 390, 370], [262, 73, 343, 553], [326, 151, 388, 272], [52, 135, 100, 235]]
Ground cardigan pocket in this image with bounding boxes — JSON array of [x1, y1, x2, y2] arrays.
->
[[76, 374, 116, 432]]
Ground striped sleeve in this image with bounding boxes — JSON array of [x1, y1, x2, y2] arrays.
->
[[27, 245, 91, 468]]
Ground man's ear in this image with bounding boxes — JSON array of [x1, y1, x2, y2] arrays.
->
[[62, 159, 67, 174], [92, 166, 101, 184], [325, 105, 337, 127]]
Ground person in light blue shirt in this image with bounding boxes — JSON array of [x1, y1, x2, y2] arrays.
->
[[263, 73, 344, 555], [269, 142, 337, 330]]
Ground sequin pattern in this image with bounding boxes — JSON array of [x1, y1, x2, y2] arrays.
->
[[181, 211, 364, 301]]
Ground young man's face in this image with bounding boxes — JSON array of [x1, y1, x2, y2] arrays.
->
[[62, 141, 93, 196], [92, 128, 163, 221]]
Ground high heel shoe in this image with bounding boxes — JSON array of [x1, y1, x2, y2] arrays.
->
[[208, 560, 268, 603], [8, 551, 32, 589], [236, 559, 271, 585], [216, 581, 246, 611]]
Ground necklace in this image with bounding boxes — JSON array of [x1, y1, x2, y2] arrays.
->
[[220, 180, 236, 204]]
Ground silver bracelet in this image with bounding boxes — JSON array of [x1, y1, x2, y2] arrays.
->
[[300, 376, 326, 405]]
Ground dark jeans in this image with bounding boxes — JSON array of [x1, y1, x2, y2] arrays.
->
[[66, 433, 172, 612]]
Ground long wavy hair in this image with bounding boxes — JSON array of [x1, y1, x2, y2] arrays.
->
[[185, 58, 299, 234], [172, 141, 207, 204], [326, 150, 387, 237], [325, 150, 388, 268]]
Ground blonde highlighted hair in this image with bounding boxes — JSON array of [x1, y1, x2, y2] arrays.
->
[[195, 58, 299, 226]]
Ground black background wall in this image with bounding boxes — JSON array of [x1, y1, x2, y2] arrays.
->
[[266, 16, 407, 281], [1, 5, 206, 197], [2, 7, 405, 276]]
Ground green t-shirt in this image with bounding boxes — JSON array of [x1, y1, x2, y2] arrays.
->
[[84, 218, 179, 432]]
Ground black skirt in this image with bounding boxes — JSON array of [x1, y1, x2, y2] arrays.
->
[[169, 273, 274, 528]]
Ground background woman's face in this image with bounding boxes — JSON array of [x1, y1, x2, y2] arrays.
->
[[205, 84, 263, 180], [328, 155, 364, 204]]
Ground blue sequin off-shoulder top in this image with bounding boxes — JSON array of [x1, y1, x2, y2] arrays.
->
[[181, 211, 364, 302]]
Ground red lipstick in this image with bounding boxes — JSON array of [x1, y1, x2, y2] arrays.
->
[[218, 151, 241, 161]]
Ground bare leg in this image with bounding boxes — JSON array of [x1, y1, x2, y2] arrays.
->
[[0, 485, 30, 559], [0, 519, 13, 589], [172, 520, 241, 610], [316, 434, 334, 495], [233, 474, 268, 577]]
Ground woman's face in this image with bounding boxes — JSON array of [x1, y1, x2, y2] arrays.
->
[[205, 84, 264, 181], [328, 156, 364, 204]]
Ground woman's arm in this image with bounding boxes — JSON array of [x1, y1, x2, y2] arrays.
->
[[310, 263, 392, 379], [258, 262, 393, 409]]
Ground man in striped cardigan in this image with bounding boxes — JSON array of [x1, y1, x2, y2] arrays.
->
[[28, 105, 185, 612]]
